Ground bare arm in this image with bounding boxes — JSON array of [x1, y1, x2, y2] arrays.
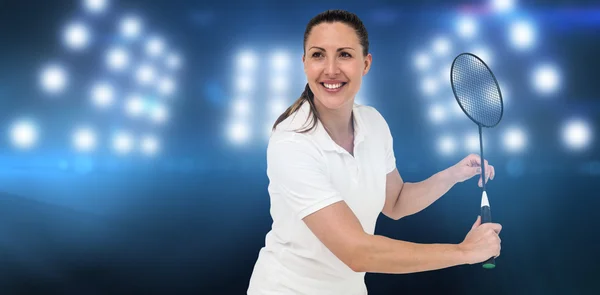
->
[[303, 200, 468, 274], [382, 168, 456, 220], [382, 154, 496, 220]]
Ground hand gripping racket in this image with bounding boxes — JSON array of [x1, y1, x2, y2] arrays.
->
[[450, 53, 504, 269]]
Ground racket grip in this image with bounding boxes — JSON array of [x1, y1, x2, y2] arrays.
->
[[480, 205, 496, 269]]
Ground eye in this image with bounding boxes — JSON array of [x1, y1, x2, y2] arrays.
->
[[340, 52, 352, 58], [311, 52, 323, 58]]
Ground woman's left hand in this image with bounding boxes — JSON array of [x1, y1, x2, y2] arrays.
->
[[448, 154, 495, 187]]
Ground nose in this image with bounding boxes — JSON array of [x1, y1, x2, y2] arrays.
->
[[324, 56, 340, 76]]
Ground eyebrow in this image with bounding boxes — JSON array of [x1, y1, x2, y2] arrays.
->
[[308, 46, 356, 52]]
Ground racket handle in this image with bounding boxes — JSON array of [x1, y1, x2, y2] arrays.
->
[[480, 204, 496, 269]]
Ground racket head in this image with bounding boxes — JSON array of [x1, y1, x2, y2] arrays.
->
[[450, 53, 504, 128]]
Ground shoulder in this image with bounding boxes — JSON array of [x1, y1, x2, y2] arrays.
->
[[355, 103, 387, 121], [354, 104, 391, 133], [268, 128, 324, 161]]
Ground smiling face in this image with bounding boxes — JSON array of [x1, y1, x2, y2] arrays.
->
[[303, 22, 372, 111]]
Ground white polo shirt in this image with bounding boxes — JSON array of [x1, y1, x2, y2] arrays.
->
[[247, 100, 396, 295]]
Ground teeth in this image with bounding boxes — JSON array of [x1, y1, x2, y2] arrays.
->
[[323, 83, 343, 89]]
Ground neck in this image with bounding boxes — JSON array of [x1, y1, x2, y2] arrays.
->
[[313, 98, 354, 143]]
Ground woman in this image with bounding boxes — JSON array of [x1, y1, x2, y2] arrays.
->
[[248, 9, 501, 295]]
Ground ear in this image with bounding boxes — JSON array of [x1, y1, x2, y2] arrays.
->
[[302, 54, 306, 73], [363, 53, 372, 76]]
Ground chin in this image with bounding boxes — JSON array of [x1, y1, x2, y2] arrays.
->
[[312, 84, 356, 110], [316, 97, 352, 110]]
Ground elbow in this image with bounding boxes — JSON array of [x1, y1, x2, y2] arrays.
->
[[346, 238, 371, 273], [346, 256, 368, 272]]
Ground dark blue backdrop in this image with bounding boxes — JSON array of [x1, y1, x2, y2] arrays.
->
[[0, 0, 599, 294]]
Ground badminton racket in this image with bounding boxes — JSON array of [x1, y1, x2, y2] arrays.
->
[[450, 52, 504, 269]]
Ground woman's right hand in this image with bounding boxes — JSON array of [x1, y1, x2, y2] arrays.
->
[[458, 215, 502, 265]]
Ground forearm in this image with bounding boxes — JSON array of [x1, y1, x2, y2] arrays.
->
[[393, 169, 456, 218], [353, 234, 466, 274]]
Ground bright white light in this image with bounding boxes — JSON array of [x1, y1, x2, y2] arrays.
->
[[471, 46, 493, 66], [563, 119, 592, 150], [457, 16, 477, 39], [238, 51, 257, 72], [503, 127, 526, 153], [532, 64, 560, 95], [422, 76, 439, 96], [84, 0, 108, 13], [63, 22, 90, 50], [10, 120, 38, 149], [40, 64, 67, 94], [158, 77, 175, 96], [125, 94, 144, 117], [120, 16, 142, 38], [106, 47, 129, 71], [271, 76, 287, 93], [439, 63, 452, 82], [228, 122, 250, 144], [113, 131, 134, 154], [146, 36, 165, 57], [140, 135, 159, 156], [429, 104, 446, 124], [150, 104, 168, 123], [510, 20, 535, 50], [271, 98, 287, 115], [166, 53, 181, 69], [237, 76, 253, 92], [438, 135, 457, 155], [492, 0, 515, 12], [91, 82, 114, 108], [414, 52, 431, 71], [136, 64, 156, 85], [271, 51, 290, 71], [233, 98, 250, 116], [433, 36, 451, 56], [73, 127, 96, 152], [465, 133, 480, 153]]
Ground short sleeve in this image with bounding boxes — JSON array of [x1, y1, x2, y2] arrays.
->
[[267, 134, 344, 220]]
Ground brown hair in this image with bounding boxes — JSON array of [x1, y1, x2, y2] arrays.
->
[[271, 9, 370, 133]]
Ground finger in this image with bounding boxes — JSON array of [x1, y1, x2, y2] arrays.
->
[[479, 165, 492, 186], [490, 165, 495, 180], [467, 154, 481, 167], [491, 223, 502, 234], [482, 223, 502, 234], [472, 215, 481, 229]]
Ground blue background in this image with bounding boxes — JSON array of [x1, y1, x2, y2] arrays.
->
[[0, 0, 599, 294]]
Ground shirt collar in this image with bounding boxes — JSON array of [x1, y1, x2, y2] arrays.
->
[[294, 100, 367, 153]]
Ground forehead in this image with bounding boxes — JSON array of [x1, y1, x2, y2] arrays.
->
[[306, 22, 359, 49]]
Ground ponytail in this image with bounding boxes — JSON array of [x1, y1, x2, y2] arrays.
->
[[272, 83, 320, 133]]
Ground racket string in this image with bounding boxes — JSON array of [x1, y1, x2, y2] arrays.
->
[[451, 54, 502, 127]]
